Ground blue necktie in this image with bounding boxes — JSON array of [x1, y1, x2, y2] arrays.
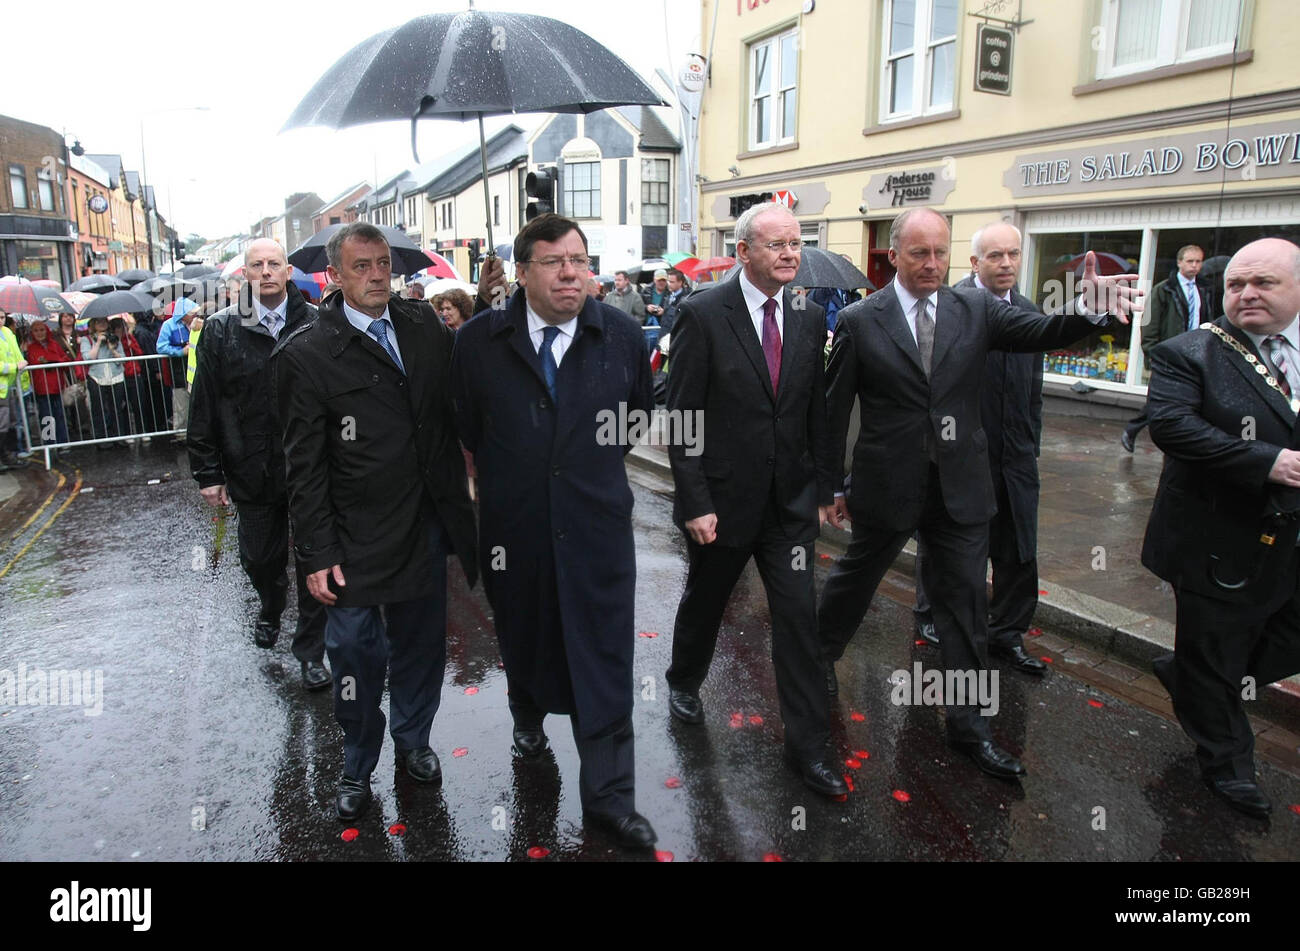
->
[[540, 326, 559, 400], [1185, 281, 1199, 330], [367, 318, 404, 373]]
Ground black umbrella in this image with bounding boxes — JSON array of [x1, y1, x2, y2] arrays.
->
[[630, 259, 672, 285], [78, 290, 156, 322], [289, 223, 434, 277], [68, 274, 128, 293], [116, 268, 155, 286], [138, 276, 198, 296], [281, 9, 664, 252], [177, 264, 219, 279], [724, 247, 875, 291]]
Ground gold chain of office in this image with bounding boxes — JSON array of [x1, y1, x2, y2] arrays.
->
[[1203, 323, 1300, 415]]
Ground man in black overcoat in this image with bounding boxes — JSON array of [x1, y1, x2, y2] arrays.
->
[[450, 214, 657, 850], [1142, 237, 1300, 819], [274, 223, 478, 821], [188, 238, 329, 690]]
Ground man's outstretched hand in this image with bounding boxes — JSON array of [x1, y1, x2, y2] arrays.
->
[[1079, 249, 1143, 324]]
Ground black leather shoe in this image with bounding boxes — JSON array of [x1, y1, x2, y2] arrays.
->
[[915, 618, 939, 646], [396, 747, 442, 784], [825, 662, 839, 697], [301, 660, 331, 691], [253, 619, 279, 649], [990, 642, 1048, 676], [1204, 776, 1271, 819], [512, 728, 550, 759], [336, 775, 370, 821], [586, 810, 658, 849], [668, 688, 704, 725], [949, 739, 1026, 779], [1120, 429, 1136, 453], [784, 753, 849, 798]]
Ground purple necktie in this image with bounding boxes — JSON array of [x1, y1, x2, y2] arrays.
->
[[761, 297, 781, 394]]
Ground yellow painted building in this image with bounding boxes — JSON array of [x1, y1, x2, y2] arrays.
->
[[696, 0, 1299, 398]]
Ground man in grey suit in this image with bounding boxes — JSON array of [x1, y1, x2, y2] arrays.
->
[[913, 222, 1049, 676], [818, 208, 1140, 779]]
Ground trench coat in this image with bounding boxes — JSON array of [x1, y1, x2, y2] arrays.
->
[[450, 289, 653, 736]]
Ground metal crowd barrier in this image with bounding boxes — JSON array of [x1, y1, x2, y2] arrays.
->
[[15, 353, 186, 469]]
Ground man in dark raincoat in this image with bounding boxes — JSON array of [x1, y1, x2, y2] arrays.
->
[[450, 214, 657, 850]]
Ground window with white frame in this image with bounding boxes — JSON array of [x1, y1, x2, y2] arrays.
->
[[563, 162, 600, 218], [748, 27, 798, 150], [641, 159, 670, 226], [1097, 0, 1241, 78], [9, 165, 27, 209], [880, 0, 958, 122], [38, 176, 55, 211], [493, 194, 501, 226], [405, 196, 419, 229]]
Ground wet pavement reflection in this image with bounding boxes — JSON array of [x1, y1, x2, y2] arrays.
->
[[0, 444, 1296, 861]]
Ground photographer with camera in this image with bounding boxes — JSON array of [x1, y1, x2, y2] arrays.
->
[[80, 315, 128, 444]]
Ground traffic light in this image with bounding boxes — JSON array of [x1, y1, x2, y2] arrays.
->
[[525, 166, 557, 221], [468, 239, 482, 265]]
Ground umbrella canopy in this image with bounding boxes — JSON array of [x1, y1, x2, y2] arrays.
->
[[288, 223, 434, 276], [0, 275, 26, 283], [138, 276, 198, 297], [68, 274, 129, 293], [683, 256, 737, 282], [221, 254, 245, 279], [415, 251, 461, 281], [412, 277, 477, 297], [60, 291, 99, 314], [116, 268, 155, 286], [281, 9, 664, 253], [0, 283, 77, 317], [177, 264, 219, 279], [493, 243, 514, 262], [630, 259, 673, 285], [1057, 251, 1132, 276], [78, 290, 155, 323], [786, 247, 874, 291]]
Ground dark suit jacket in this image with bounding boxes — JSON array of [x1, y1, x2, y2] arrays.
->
[[827, 282, 1110, 531], [1141, 270, 1212, 357], [272, 293, 478, 606], [954, 275, 1045, 560], [666, 275, 834, 548], [1141, 317, 1300, 603], [450, 289, 652, 735], [188, 282, 315, 504]]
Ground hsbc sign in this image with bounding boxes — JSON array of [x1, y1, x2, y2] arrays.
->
[[773, 189, 798, 210]]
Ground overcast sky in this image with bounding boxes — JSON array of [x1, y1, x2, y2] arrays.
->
[[2, 0, 702, 240]]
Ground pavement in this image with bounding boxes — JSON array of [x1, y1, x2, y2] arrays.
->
[[628, 410, 1300, 731], [1, 442, 1298, 862]]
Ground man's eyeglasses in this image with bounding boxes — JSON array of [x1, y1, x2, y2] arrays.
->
[[757, 240, 802, 253], [522, 255, 591, 271]]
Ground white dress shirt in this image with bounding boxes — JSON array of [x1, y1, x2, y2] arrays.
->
[[342, 300, 403, 367], [973, 273, 1012, 303], [526, 300, 578, 366], [738, 268, 784, 343], [892, 276, 939, 345]]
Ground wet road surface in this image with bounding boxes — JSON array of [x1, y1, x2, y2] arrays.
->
[[0, 444, 1297, 861]]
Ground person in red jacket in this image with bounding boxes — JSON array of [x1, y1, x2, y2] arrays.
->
[[24, 319, 70, 446]]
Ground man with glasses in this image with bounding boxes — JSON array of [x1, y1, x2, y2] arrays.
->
[[189, 238, 330, 691], [450, 214, 656, 850], [663, 201, 847, 798]]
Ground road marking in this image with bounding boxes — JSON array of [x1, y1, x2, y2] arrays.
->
[[0, 468, 67, 554], [0, 468, 82, 581]]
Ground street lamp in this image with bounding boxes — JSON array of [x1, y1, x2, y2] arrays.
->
[[139, 106, 210, 271]]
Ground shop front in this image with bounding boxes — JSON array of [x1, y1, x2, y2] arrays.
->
[[0, 214, 75, 285]]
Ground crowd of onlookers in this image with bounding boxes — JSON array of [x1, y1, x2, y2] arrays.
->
[[0, 295, 210, 467]]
